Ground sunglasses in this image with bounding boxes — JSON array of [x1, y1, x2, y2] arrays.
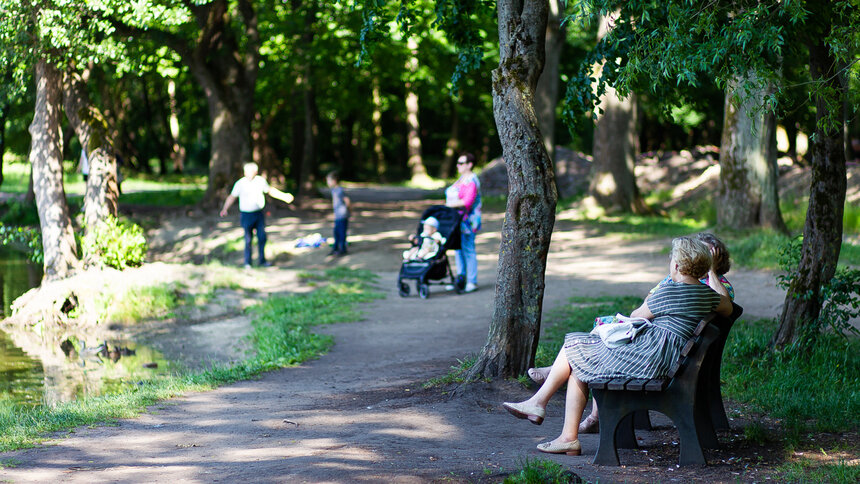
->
[[457, 161, 471, 165]]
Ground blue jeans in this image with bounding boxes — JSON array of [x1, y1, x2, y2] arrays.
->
[[333, 218, 349, 253], [455, 222, 477, 285], [240, 210, 267, 265]]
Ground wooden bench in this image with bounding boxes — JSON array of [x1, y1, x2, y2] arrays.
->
[[588, 305, 743, 466]]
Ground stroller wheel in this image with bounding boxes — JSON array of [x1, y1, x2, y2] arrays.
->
[[418, 283, 430, 299], [398, 281, 410, 297]]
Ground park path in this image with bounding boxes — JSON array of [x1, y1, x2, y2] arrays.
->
[[0, 195, 787, 483]]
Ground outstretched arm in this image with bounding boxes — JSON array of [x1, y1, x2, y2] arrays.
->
[[268, 187, 295, 205], [708, 267, 733, 316], [220, 195, 237, 217]]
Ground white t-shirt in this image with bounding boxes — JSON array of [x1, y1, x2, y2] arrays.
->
[[230, 176, 270, 212]]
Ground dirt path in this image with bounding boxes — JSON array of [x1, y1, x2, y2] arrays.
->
[[1, 191, 788, 483]]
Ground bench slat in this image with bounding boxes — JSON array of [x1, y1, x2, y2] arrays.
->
[[607, 378, 631, 390], [625, 379, 649, 391], [681, 338, 696, 357], [588, 378, 613, 390], [644, 378, 669, 392]]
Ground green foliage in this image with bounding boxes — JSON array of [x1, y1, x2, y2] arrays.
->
[[570, 214, 706, 240], [249, 277, 382, 368], [776, 456, 860, 484], [776, 237, 860, 347], [722, 319, 859, 438], [0, 225, 42, 264], [118, 189, 205, 207], [423, 355, 478, 387], [82, 216, 147, 270], [107, 284, 180, 324], [0, 268, 381, 451], [0, 199, 40, 226], [503, 458, 580, 484]]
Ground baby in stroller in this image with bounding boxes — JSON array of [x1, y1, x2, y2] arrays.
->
[[403, 216, 446, 261], [397, 205, 463, 299]]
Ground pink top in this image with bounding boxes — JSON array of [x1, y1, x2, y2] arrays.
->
[[456, 175, 478, 213]]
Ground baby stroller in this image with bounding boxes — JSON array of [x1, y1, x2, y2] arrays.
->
[[397, 205, 465, 299]]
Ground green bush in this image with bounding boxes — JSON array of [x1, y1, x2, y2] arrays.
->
[[82, 216, 147, 270], [0, 225, 43, 263], [0, 199, 40, 226]]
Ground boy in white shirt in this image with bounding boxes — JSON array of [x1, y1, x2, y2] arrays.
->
[[220, 163, 294, 268]]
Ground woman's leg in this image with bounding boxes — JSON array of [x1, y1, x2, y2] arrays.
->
[[551, 374, 588, 444], [516, 348, 571, 409]]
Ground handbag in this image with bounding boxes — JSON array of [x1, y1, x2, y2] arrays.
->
[[590, 314, 651, 348]]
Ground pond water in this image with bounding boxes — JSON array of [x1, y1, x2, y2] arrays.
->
[[0, 249, 169, 406]]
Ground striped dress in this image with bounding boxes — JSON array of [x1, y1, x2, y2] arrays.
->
[[564, 281, 721, 382]]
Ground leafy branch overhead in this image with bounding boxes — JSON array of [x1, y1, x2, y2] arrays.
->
[[563, 0, 860, 132]]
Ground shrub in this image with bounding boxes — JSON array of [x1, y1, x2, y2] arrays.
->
[[82, 216, 147, 270]]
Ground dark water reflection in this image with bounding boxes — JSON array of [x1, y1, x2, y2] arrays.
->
[[0, 249, 169, 406]]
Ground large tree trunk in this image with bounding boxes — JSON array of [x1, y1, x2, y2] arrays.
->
[[405, 37, 430, 183], [29, 59, 80, 281], [533, 0, 565, 163], [63, 67, 120, 263], [718, 76, 788, 232], [466, 0, 556, 379], [774, 38, 846, 348], [589, 14, 648, 214], [156, 0, 260, 203]]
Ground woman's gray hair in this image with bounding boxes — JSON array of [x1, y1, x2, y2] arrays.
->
[[671, 236, 712, 278]]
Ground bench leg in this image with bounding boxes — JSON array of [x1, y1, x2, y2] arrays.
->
[[616, 413, 638, 449], [634, 409, 652, 430], [676, 413, 707, 466], [591, 391, 621, 466]]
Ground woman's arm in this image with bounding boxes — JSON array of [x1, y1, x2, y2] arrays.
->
[[630, 299, 655, 320], [708, 268, 733, 316]]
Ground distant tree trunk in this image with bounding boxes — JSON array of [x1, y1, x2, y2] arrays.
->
[[465, 0, 556, 379], [372, 77, 386, 179], [167, 78, 186, 173], [439, 100, 460, 179], [298, 71, 318, 197], [140, 76, 168, 174], [589, 14, 648, 214], [405, 37, 429, 183], [63, 67, 120, 262], [718, 76, 787, 232], [252, 102, 287, 186], [294, 0, 318, 199], [29, 59, 79, 281], [775, 36, 847, 349], [534, 0, 565, 163]]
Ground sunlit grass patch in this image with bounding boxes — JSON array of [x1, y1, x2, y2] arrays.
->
[[105, 283, 181, 324], [776, 454, 860, 484]]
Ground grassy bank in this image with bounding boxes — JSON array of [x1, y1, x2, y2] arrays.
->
[[0, 267, 381, 451]]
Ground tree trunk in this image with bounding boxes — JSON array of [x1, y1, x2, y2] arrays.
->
[[465, 0, 556, 380], [774, 36, 847, 348], [589, 14, 648, 214], [405, 37, 429, 183], [29, 59, 80, 281], [372, 77, 386, 179], [167, 78, 186, 173], [439, 100, 460, 179], [718, 76, 787, 232], [63, 67, 120, 262], [298, 72, 319, 197], [534, 0, 565, 163]]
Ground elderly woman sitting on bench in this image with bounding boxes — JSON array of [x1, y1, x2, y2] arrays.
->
[[502, 236, 733, 455]]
